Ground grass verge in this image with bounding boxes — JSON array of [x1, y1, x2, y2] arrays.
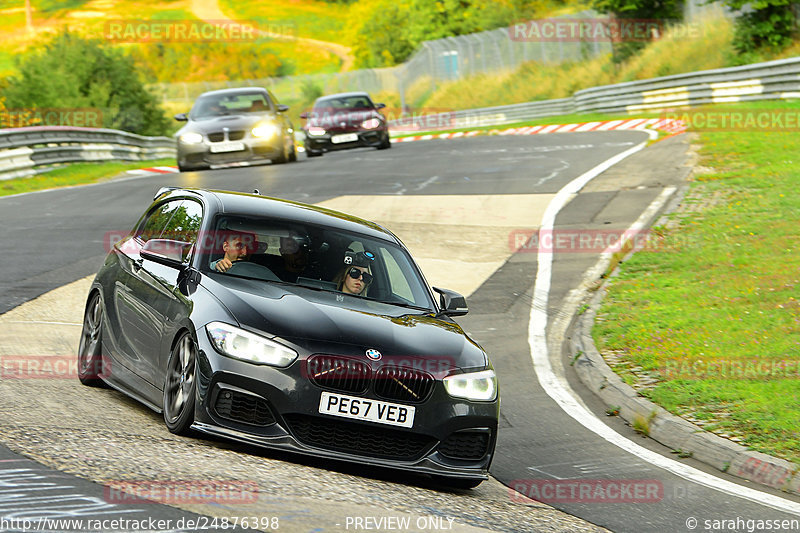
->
[[0, 159, 175, 197], [592, 101, 800, 465]]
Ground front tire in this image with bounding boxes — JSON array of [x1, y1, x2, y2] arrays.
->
[[77, 292, 106, 387], [377, 133, 391, 150], [163, 332, 197, 435]]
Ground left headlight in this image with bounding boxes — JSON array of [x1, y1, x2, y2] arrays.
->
[[179, 132, 203, 144], [252, 123, 279, 138], [443, 369, 497, 401], [362, 118, 381, 129], [206, 322, 297, 367]]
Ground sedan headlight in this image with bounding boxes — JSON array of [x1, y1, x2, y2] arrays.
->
[[179, 132, 203, 144], [206, 322, 297, 367], [252, 123, 278, 138], [443, 370, 497, 401], [307, 126, 326, 136], [362, 118, 381, 129]]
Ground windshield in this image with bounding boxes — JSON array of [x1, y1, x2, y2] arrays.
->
[[191, 92, 272, 119], [313, 95, 373, 112], [198, 216, 435, 311]]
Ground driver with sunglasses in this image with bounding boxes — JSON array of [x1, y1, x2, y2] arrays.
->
[[335, 250, 375, 296]]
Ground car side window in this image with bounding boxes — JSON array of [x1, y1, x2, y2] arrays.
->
[[162, 200, 203, 244], [136, 200, 203, 245]]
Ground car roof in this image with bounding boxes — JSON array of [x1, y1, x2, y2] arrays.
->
[[159, 188, 399, 243], [199, 87, 270, 98], [315, 92, 371, 102]]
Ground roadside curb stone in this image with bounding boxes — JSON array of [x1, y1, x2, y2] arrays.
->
[[568, 151, 800, 497]]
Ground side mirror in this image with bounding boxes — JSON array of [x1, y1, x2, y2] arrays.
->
[[375, 103, 386, 109], [432, 287, 468, 316], [299, 111, 309, 119], [141, 239, 193, 268], [174, 113, 188, 122], [277, 104, 289, 112]]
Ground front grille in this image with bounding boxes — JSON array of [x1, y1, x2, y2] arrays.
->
[[437, 431, 491, 461], [374, 367, 434, 404], [207, 132, 224, 142], [214, 388, 275, 426], [283, 414, 435, 460], [228, 130, 245, 140], [306, 355, 370, 394]]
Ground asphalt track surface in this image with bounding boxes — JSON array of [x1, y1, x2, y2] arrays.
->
[[1, 133, 799, 532]]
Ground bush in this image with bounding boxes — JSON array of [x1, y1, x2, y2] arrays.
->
[[3, 31, 170, 136]]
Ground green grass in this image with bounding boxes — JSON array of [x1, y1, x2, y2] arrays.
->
[[593, 100, 800, 465], [218, 0, 349, 44], [0, 158, 175, 197]]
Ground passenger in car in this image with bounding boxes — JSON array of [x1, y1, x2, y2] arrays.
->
[[257, 233, 315, 283], [334, 251, 375, 296], [210, 231, 258, 272]]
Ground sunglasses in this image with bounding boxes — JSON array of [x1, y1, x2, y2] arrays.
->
[[348, 268, 373, 284]]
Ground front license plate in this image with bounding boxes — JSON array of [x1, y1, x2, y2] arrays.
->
[[319, 391, 415, 428], [209, 141, 245, 153], [331, 133, 358, 144]]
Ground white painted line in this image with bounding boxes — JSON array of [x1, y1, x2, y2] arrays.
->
[[528, 145, 800, 516]]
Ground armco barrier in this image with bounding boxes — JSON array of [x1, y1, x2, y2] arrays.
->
[[390, 56, 800, 133], [0, 126, 176, 181]]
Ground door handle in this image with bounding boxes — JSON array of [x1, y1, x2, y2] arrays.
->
[[132, 258, 143, 271]]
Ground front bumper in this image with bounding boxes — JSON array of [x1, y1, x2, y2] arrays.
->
[[178, 138, 283, 167], [192, 333, 498, 480], [304, 129, 387, 153]]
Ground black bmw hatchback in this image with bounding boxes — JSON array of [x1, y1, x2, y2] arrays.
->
[[78, 188, 499, 488]]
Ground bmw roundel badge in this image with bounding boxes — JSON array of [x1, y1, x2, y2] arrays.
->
[[365, 349, 382, 361]]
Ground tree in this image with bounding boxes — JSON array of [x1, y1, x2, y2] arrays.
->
[[3, 30, 170, 136], [591, 0, 685, 63], [723, 0, 797, 53]]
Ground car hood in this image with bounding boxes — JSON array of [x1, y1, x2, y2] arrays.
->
[[201, 275, 487, 372], [307, 110, 380, 130], [185, 113, 276, 133]]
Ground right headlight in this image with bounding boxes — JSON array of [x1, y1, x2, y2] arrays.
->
[[443, 369, 497, 401], [206, 322, 297, 367], [307, 126, 326, 136], [179, 132, 203, 144]]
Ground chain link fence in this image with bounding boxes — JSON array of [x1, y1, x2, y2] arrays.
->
[[150, 4, 730, 112]]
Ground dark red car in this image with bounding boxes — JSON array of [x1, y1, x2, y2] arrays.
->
[[300, 91, 391, 157]]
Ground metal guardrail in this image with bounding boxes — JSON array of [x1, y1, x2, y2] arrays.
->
[[4, 56, 799, 179], [389, 56, 800, 133], [0, 127, 176, 181]]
